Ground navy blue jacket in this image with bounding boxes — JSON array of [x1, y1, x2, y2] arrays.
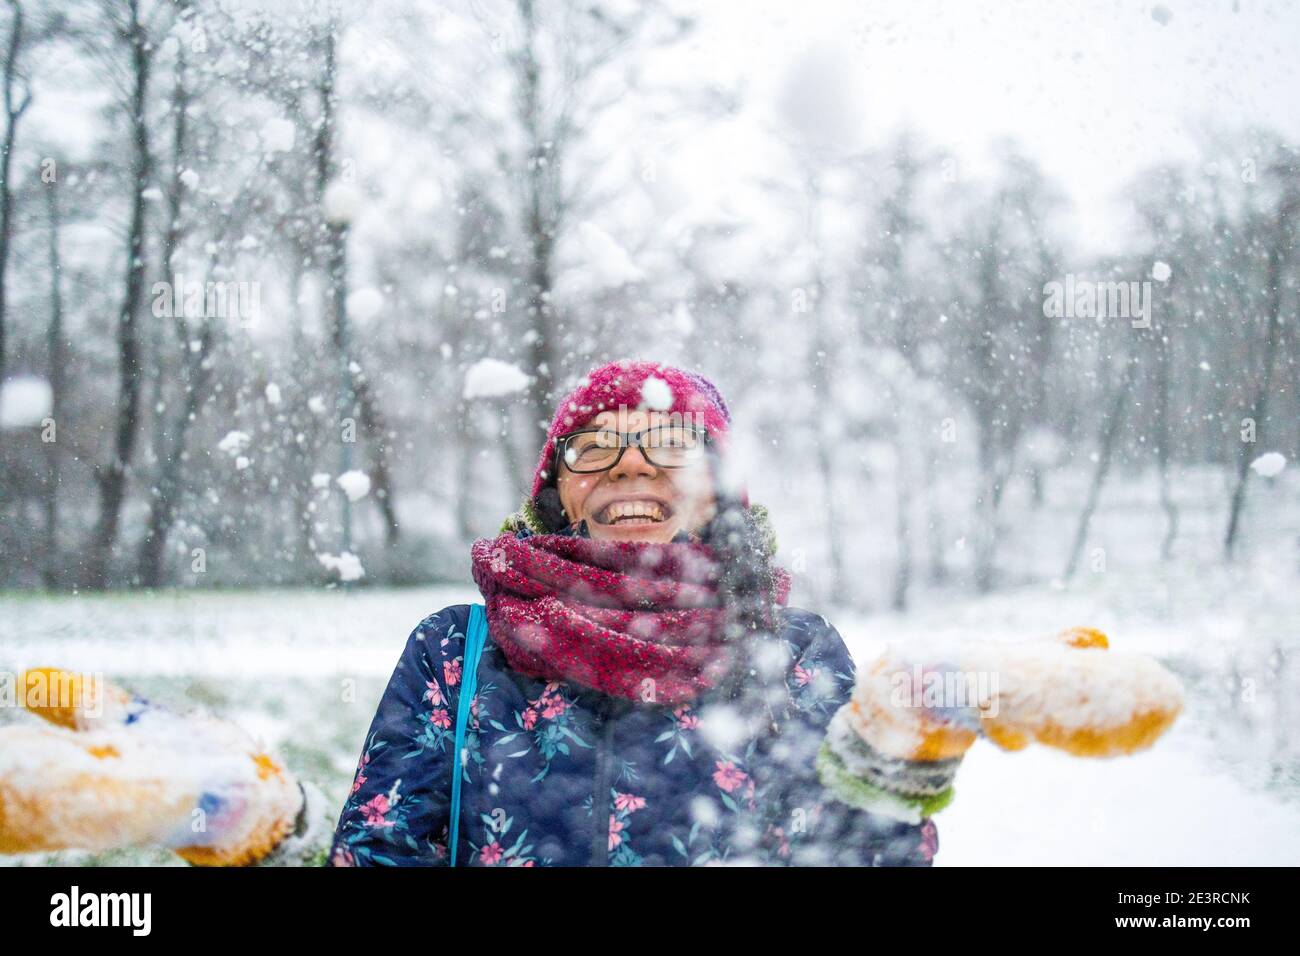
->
[[329, 597, 938, 866]]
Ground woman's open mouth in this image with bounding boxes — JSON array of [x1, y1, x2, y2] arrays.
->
[[593, 499, 673, 526]]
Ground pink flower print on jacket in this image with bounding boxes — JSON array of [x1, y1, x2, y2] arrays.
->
[[507, 683, 591, 782], [614, 792, 646, 813], [469, 818, 541, 867], [360, 793, 395, 828], [605, 791, 648, 864], [350, 753, 370, 795], [712, 761, 748, 794], [332, 604, 939, 867], [793, 663, 820, 687], [918, 819, 939, 863], [768, 825, 792, 859]]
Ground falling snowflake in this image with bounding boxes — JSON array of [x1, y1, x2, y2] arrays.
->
[[1249, 453, 1286, 478], [336, 470, 372, 502], [318, 551, 365, 582]]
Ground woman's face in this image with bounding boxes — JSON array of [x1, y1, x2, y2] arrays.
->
[[555, 408, 716, 543]]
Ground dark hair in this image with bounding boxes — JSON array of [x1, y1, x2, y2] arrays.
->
[[534, 485, 569, 532]]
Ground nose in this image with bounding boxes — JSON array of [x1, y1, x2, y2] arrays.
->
[[608, 442, 657, 481]]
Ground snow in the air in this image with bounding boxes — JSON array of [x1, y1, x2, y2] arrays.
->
[[3, 0, 1298, 872], [463, 358, 531, 399], [217, 430, 251, 457], [316, 552, 365, 582], [321, 181, 364, 226], [640, 375, 673, 411], [259, 116, 296, 153], [697, 703, 748, 753], [346, 287, 384, 323], [1249, 452, 1286, 478], [335, 470, 371, 502], [0, 376, 53, 429], [558, 221, 644, 294]]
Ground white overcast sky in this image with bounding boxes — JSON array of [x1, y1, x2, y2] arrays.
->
[[667, 0, 1300, 250]]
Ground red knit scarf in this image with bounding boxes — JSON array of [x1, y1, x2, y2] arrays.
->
[[470, 532, 790, 706]]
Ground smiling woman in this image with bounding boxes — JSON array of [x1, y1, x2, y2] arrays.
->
[[554, 412, 715, 541], [327, 358, 945, 866]]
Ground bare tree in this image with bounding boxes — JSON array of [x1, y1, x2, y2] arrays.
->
[[1064, 341, 1138, 580], [86, 0, 167, 588], [0, 0, 32, 385], [460, 0, 695, 475], [135, 36, 196, 586], [1224, 164, 1298, 559], [310, 16, 400, 551]]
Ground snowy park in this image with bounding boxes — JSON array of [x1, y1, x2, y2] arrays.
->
[[1, 0, 1299, 871]]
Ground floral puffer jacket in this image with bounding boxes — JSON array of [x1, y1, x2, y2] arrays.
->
[[329, 600, 939, 867]]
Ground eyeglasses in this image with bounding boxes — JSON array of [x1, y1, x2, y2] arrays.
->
[[555, 425, 709, 475]]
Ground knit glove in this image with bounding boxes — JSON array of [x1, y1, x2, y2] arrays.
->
[[0, 669, 324, 866], [816, 628, 1185, 824]]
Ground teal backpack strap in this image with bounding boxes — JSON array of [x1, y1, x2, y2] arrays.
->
[[449, 603, 489, 867]]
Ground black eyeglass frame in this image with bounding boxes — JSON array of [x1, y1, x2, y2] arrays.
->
[[552, 424, 711, 476]]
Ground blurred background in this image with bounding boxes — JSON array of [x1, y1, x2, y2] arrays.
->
[[1, 0, 1298, 863]]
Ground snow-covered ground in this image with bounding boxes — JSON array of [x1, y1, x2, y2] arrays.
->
[[2, 561, 1297, 866], [828, 565, 1300, 865]]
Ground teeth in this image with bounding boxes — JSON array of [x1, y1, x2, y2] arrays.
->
[[603, 500, 665, 523]]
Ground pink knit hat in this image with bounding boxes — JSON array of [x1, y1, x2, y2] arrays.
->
[[531, 359, 741, 502]]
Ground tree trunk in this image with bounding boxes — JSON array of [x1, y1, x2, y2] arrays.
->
[[0, 0, 31, 387], [802, 171, 847, 606], [87, 4, 151, 589], [309, 20, 403, 554], [352, 371, 401, 544], [1064, 353, 1139, 580], [517, 0, 558, 456], [312, 21, 359, 556], [136, 49, 191, 586], [455, 399, 476, 541], [135, 317, 213, 586], [1224, 199, 1293, 559], [285, 256, 317, 566], [497, 401, 525, 506], [41, 179, 63, 588], [924, 449, 949, 586], [973, 424, 998, 593], [891, 430, 912, 611], [1154, 314, 1179, 561]]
